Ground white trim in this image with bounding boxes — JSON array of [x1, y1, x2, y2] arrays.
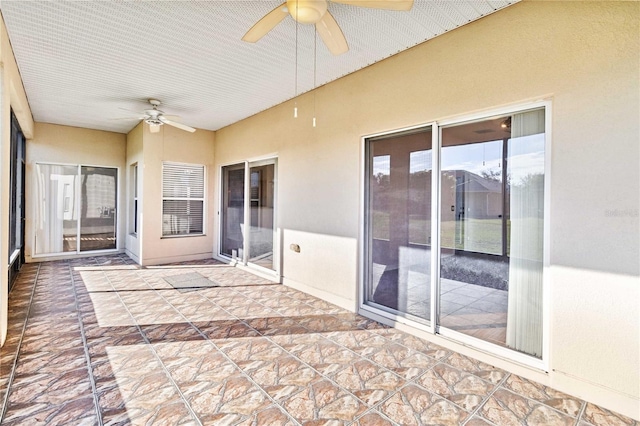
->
[[9, 249, 20, 265], [358, 134, 367, 311], [217, 157, 279, 276], [542, 100, 553, 372], [438, 327, 547, 371], [242, 160, 250, 265], [246, 158, 278, 274], [360, 304, 433, 334], [430, 122, 440, 334]]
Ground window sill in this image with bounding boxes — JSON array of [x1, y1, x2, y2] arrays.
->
[[161, 234, 206, 239]]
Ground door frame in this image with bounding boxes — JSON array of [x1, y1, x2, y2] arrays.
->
[[359, 100, 552, 371], [217, 156, 279, 279], [30, 162, 121, 258]]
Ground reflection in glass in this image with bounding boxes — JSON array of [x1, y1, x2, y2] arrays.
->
[[367, 128, 432, 321], [248, 164, 275, 270], [80, 166, 117, 251], [439, 109, 545, 358], [221, 164, 245, 259], [34, 164, 79, 254]]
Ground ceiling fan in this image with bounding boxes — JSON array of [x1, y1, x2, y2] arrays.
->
[[128, 99, 196, 133], [242, 0, 414, 56]]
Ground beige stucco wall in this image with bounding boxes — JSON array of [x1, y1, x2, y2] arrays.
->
[[125, 123, 143, 262], [214, 0, 639, 419], [139, 124, 215, 265], [25, 123, 127, 262], [0, 17, 35, 346]]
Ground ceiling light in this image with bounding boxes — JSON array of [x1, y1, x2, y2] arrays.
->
[[287, 0, 328, 24]]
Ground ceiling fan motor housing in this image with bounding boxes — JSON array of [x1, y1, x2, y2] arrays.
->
[[144, 117, 163, 126], [286, 0, 327, 23]]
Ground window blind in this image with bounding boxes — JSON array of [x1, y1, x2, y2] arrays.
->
[[162, 162, 205, 236]]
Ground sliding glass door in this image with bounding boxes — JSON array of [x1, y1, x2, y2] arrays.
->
[[439, 109, 545, 358], [364, 106, 547, 362], [79, 166, 117, 251], [365, 127, 432, 322], [221, 164, 245, 260], [34, 163, 118, 256], [248, 163, 276, 269], [220, 159, 277, 272]]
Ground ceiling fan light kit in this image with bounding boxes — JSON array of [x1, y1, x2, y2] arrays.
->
[[135, 99, 196, 133], [242, 0, 414, 56], [287, 0, 327, 24]]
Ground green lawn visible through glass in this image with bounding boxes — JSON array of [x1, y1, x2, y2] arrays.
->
[[372, 210, 522, 255]]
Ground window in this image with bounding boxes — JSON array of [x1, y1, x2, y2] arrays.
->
[[162, 162, 205, 236]]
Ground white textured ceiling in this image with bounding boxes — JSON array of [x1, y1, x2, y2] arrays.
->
[[0, 0, 516, 134]]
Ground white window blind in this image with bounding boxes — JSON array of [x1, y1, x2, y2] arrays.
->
[[162, 162, 205, 236]]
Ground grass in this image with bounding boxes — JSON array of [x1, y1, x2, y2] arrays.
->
[[372, 211, 509, 254]]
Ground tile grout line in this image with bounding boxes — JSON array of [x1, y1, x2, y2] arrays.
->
[[461, 370, 512, 425], [0, 263, 41, 423], [194, 285, 446, 424], [95, 258, 205, 426], [575, 399, 588, 426], [141, 279, 530, 425], [68, 261, 104, 426], [140, 278, 302, 425]]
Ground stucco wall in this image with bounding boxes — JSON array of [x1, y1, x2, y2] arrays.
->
[[125, 123, 143, 262], [214, 1, 639, 418], [140, 123, 215, 265], [25, 123, 127, 262]]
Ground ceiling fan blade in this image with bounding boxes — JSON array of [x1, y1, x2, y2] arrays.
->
[[316, 12, 348, 55], [159, 116, 196, 133], [331, 0, 413, 11], [242, 3, 288, 43], [109, 116, 145, 121], [162, 115, 181, 120], [149, 124, 161, 133]]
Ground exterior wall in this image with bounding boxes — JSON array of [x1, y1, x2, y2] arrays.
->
[[24, 123, 127, 262], [214, 1, 639, 419], [125, 123, 143, 262], [0, 17, 34, 346], [139, 123, 215, 265]]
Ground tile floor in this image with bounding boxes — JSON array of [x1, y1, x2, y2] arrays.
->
[[0, 254, 636, 425]]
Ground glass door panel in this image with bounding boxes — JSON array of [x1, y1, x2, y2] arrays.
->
[[221, 164, 245, 260], [248, 163, 275, 270], [34, 164, 79, 254], [80, 166, 117, 251], [366, 128, 432, 321], [438, 110, 545, 358]]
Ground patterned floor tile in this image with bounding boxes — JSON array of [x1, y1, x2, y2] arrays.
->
[[416, 363, 495, 411], [352, 410, 396, 426], [378, 384, 469, 426], [444, 352, 507, 385], [1, 255, 637, 426], [279, 379, 367, 424], [479, 388, 574, 426], [193, 319, 261, 340], [357, 343, 437, 380], [502, 374, 583, 418], [581, 402, 639, 426], [328, 359, 406, 407]]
